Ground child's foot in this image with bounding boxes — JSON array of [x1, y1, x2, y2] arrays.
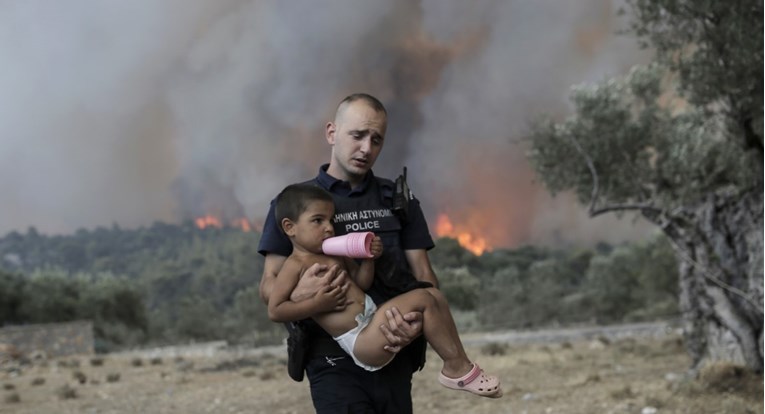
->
[[438, 363, 502, 398]]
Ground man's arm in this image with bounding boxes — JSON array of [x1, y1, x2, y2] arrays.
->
[[259, 254, 287, 305], [404, 248, 439, 288]]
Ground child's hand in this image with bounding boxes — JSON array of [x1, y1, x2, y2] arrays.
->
[[313, 284, 348, 313], [291, 264, 347, 302], [370, 236, 383, 258]]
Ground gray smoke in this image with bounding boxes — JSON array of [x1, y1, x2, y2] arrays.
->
[[0, 0, 654, 247]]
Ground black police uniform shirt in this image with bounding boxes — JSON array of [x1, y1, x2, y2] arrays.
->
[[257, 164, 435, 304]]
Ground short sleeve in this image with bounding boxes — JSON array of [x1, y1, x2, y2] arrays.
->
[[257, 199, 293, 257]]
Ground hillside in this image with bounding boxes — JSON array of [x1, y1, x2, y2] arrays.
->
[[0, 223, 680, 351]]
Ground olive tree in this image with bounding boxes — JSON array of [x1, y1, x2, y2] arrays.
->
[[527, 0, 762, 371]]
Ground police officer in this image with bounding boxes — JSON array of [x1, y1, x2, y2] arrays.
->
[[258, 93, 439, 414]]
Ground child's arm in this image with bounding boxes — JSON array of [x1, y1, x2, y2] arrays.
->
[[346, 236, 383, 291], [268, 259, 346, 323], [353, 259, 375, 291]]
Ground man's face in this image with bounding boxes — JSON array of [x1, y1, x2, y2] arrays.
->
[[285, 200, 335, 254], [326, 101, 386, 183]]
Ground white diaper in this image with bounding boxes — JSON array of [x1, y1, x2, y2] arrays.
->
[[333, 294, 390, 372]]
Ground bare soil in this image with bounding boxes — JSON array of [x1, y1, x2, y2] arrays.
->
[[1, 331, 762, 414]]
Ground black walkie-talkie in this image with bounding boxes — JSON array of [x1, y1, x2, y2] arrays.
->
[[393, 166, 411, 223]]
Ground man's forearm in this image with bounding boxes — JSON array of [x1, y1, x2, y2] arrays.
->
[[260, 254, 288, 305], [258, 272, 276, 304]]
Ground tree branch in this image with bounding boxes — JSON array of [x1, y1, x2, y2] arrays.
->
[[567, 133, 664, 218], [589, 203, 663, 217]]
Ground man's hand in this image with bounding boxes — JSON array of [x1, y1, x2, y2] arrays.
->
[[379, 307, 423, 353], [290, 263, 350, 310]]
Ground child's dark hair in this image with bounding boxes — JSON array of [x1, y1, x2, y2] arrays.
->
[[274, 184, 334, 233]]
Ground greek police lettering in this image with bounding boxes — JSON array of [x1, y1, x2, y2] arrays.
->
[[369, 209, 393, 218], [334, 211, 358, 222], [333, 209, 391, 223], [345, 221, 381, 232], [332, 208, 399, 233]]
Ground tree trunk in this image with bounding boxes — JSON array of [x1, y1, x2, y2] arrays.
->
[[657, 188, 763, 372]]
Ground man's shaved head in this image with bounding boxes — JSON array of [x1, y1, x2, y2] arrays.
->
[[325, 93, 387, 186], [335, 93, 387, 122]]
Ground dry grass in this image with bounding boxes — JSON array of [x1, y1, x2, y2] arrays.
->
[[0, 333, 761, 414]]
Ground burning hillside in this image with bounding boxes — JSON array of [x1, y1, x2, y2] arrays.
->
[[434, 213, 490, 255], [194, 215, 254, 232]]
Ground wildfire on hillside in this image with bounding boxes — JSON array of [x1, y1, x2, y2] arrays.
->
[[195, 215, 222, 229], [434, 213, 490, 256], [194, 215, 253, 232]]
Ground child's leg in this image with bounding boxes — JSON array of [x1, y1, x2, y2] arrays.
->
[[354, 288, 472, 377], [355, 289, 501, 397]]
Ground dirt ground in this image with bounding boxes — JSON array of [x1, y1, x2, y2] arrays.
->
[[1, 332, 762, 414]]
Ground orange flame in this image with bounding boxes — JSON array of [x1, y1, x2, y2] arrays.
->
[[194, 215, 253, 232], [231, 218, 252, 232], [435, 213, 490, 255], [195, 215, 222, 229]]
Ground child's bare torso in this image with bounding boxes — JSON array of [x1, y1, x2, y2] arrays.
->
[[291, 253, 368, 337]]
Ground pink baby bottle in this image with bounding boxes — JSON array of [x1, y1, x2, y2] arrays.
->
[[322, 232, 375, 258]]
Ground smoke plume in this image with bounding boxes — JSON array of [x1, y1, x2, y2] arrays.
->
[[0, 0, 654, 247]]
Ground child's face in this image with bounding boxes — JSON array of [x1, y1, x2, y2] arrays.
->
[[288, 200, 335, 253]]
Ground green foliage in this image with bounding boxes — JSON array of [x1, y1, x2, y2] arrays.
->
[[627, 0, 763, 135], [583, 236, 679, 323], [78, 274, 148, 349], [478, 265, 525, 329], [529, 1, 762, 210], [434, 266, 480, 310], [476, 247, 590, 328], [432, 236, 673, 330], [529, 63, 757, 213], [0, 224, 680, 347], [526, 254, 594, 325], [0, 223, 263, 350], [78, 274, 147, 330], [0, 269, 148, 351], [473, 234, 677, 329], [18, 270, 83, 323], [585, 251, 643, 322], [173, 296, 222, 341], [0, 270, 24, 324], [223, 286, 283, 345]]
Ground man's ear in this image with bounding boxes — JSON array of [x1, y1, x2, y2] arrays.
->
[[325, 121, 336, 144], [281, 218, 297, 236]]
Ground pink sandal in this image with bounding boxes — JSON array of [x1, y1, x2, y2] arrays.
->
[[438, 363, 502, 398]]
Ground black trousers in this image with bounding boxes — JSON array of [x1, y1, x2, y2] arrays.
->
[[305, 352, 415, 414]]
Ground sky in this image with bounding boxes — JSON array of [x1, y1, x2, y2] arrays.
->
[[0, 0, 657, 248]]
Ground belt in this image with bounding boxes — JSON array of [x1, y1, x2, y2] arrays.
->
[[308, 336, 347, 358]]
